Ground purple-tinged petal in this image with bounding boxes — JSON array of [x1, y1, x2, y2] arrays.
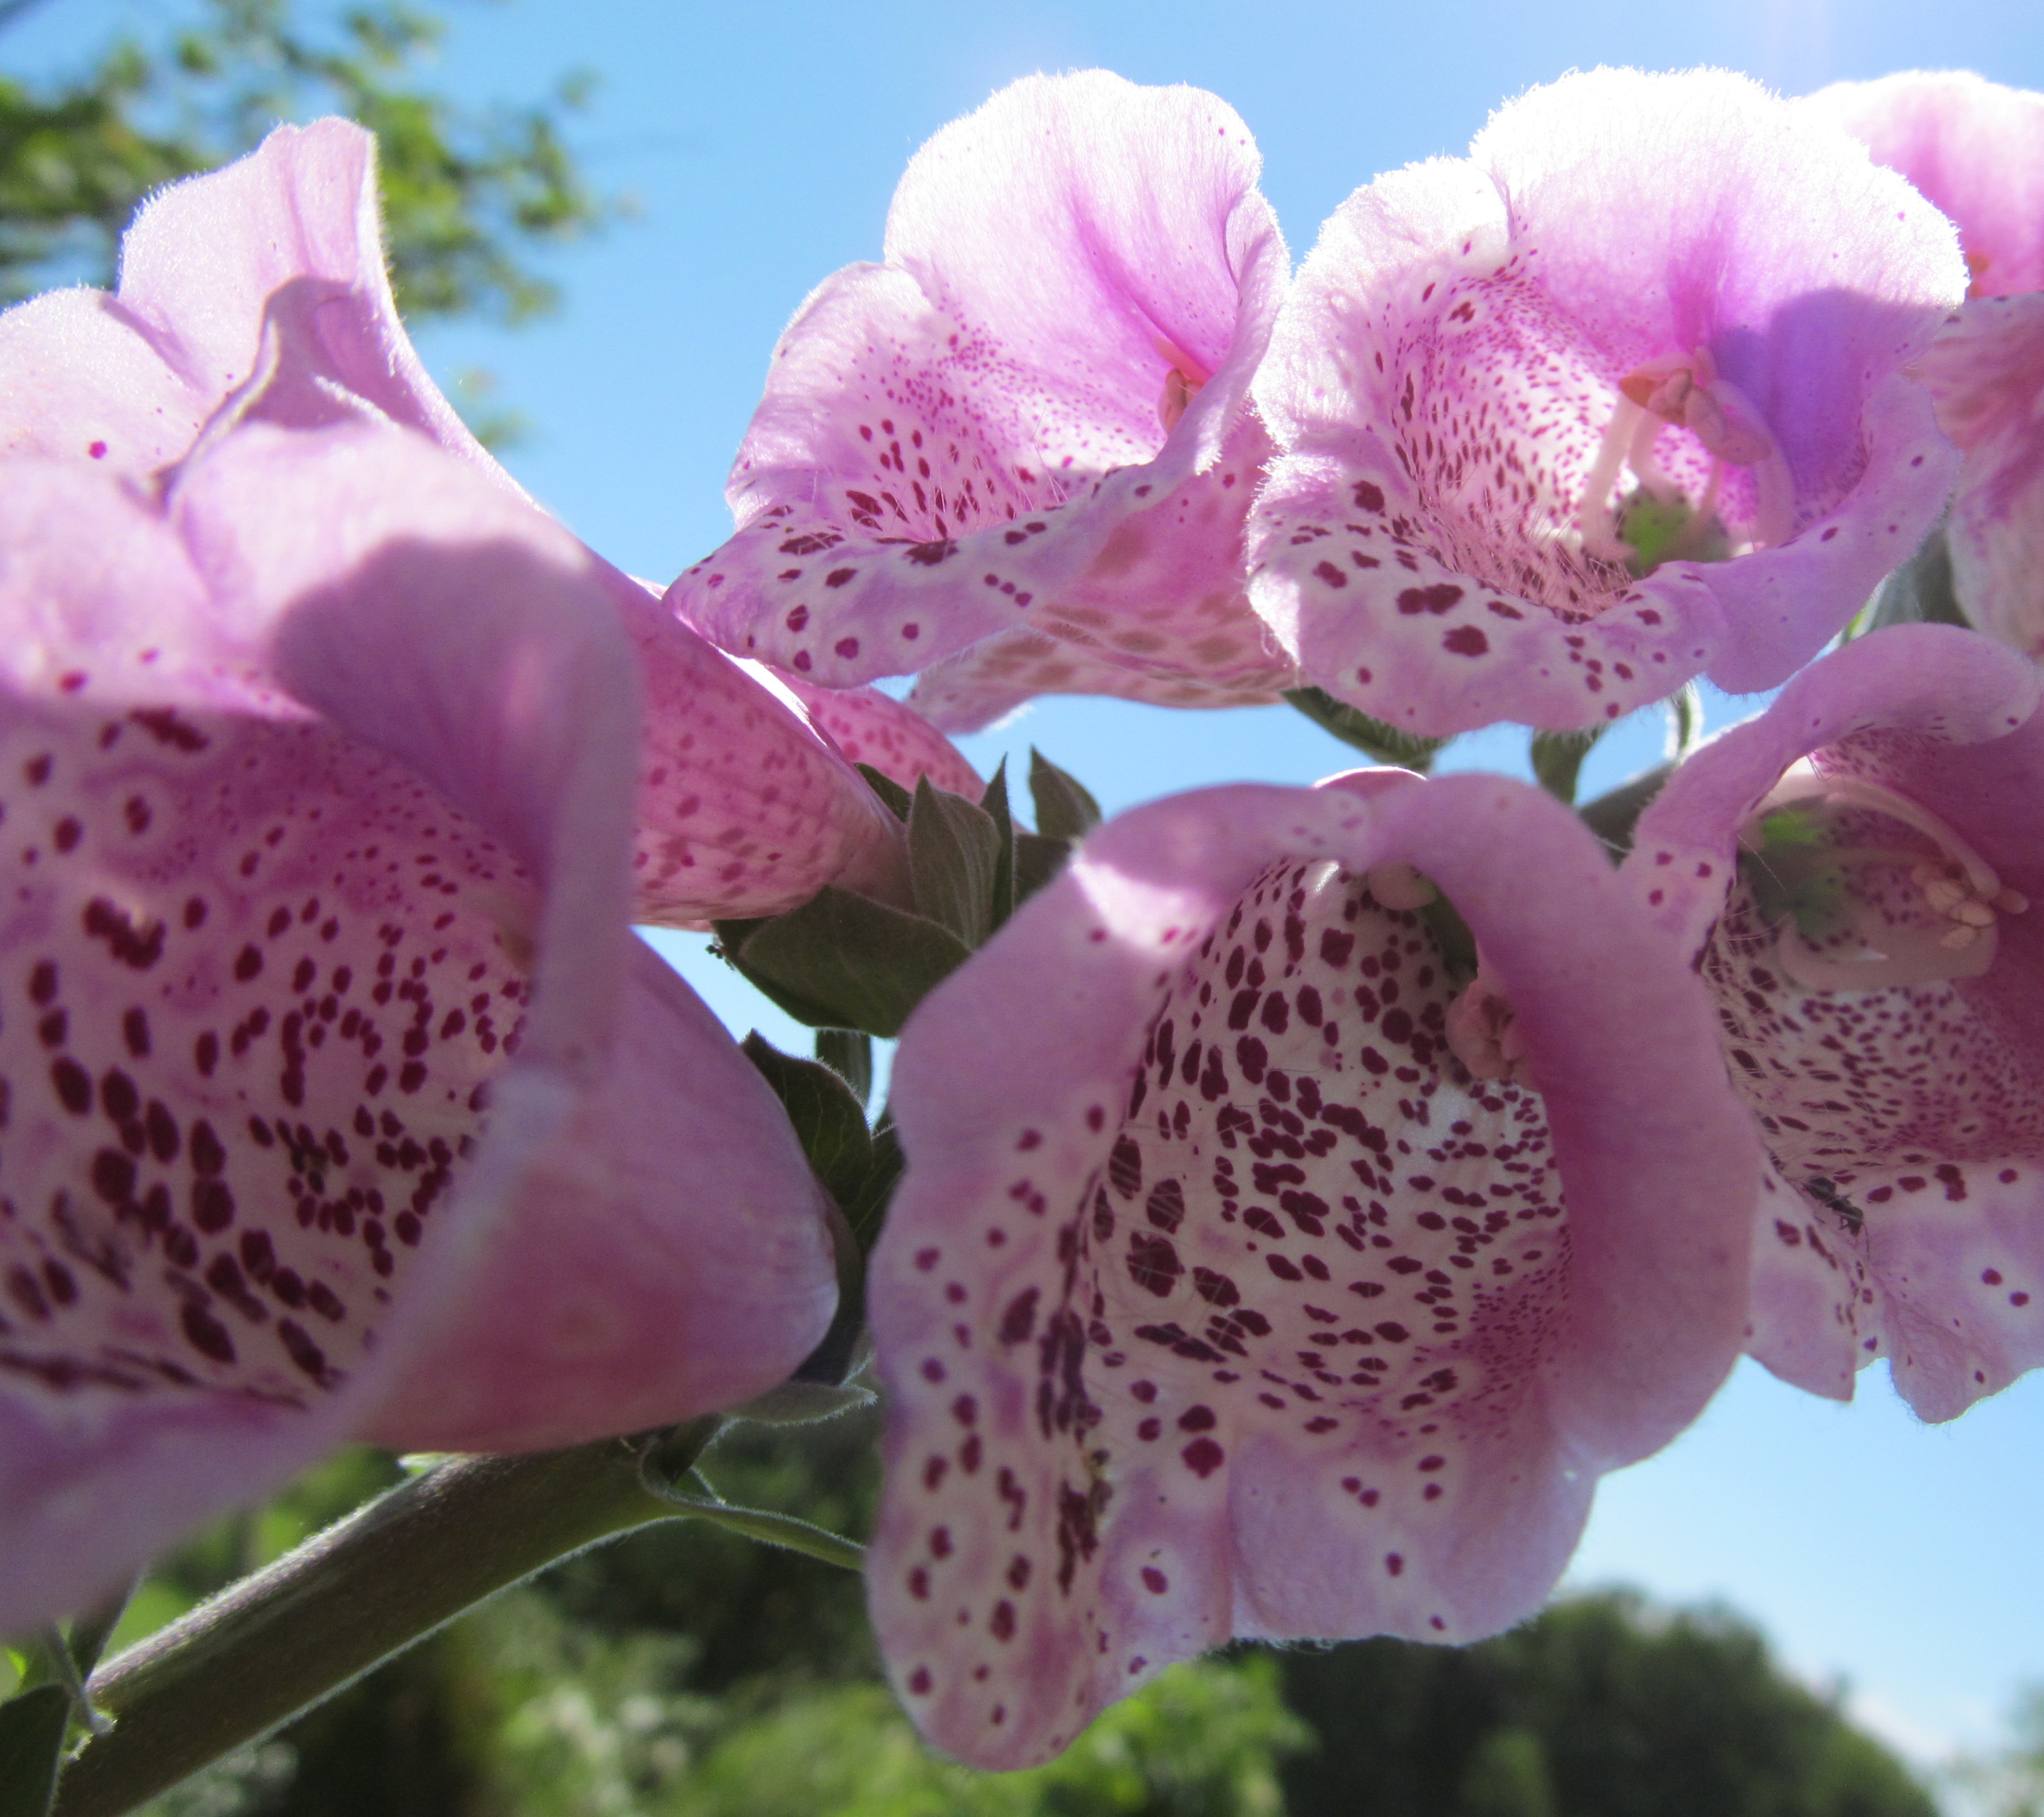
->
[[669, 72, 1286, 700], [869, 772, 1753, 1767], [904, 418, 1295, 732], [1807, 72, 2044, 298], [1916, 295, 2044, 659], [1627, 625, 2044, 1418], [1253, 68, 1965, 735], [0, 120, 487, 484], [767, 671, 984, 801], [0, 426, 835, 1630]]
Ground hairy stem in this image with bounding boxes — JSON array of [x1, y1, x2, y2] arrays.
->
[[53, 1422, 719, 1817]]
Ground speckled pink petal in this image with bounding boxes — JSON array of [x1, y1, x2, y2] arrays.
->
[[0, 427, 835, 1630], [868, 772, 1753, 1767], [1808, 72, 2044, 298], [1627, 626, 2044, 1419], [904, 418, 1295, 733], [1916, 296, 2044, 659], [765, 670, 983, 800], [1252, 68, 1964, 735], [669, 72, 1286, 695], [0, 119, 486, 484]]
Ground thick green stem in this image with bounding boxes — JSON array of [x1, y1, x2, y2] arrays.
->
[[53, 1422, 717, 1817]]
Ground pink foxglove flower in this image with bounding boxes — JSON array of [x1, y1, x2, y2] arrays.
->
[[1251, 68, 1965, 737], [0, 119, 911, 928], [1811, 75, 2044, 661], [1808, 72, 2044, 300], [867, 770, 1756, 1767], [667, 71, 1294, 731], [0, 421, 840, 1636], [1625, 625, 2044, 1420]]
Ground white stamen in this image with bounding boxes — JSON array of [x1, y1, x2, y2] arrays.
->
[[1445, 970, 1532, 1086], [1363, 862, 1437, 911], [1744, 764, 2024, 992]]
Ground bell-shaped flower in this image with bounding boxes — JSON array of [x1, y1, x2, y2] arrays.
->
[[1625, 624, 2044, 1420], [1810, 75, 2044, 660], [666, 71, 1294, 731], [1807, 72, 2044, 300], [0, 118, 914, 928], [1251, 68, 1965, 737], [866, 769, 1756, 1767], [0, 418, 841, 1637]]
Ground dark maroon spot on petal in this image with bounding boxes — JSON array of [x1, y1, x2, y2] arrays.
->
[[1397, 584, 1463, 616], [1443, 626, 1489, 657], [83, 899, 165, 970], [1177, 1405, 1216, 1432], [999, 1288, 1040, 1344], [1180, 1437, 1224, 1478], [50, 1058, 92, 1114], [990, 1601, 1017, 1641], [1141, 1567, 1169, 1594], [181, 1302, 236, 1365], [1145, 1178, 1185, 1232], [1127, 1231, 1182, 1296], [1385, 1553, 1404, 1576]]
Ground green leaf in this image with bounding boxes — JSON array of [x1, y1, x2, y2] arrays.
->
[[644, 1469, 865, 1573], [1529, 726, 1603, 806], [853, 762, 912, 822], [908, 777, 1002, 948], [716, 890, 972, 1037], [979, 759, 1017, 931], [838, 1113, 903, 1257], [1028, 748, 1104, 839], [740, 1034, 873, 1210], [1666, 684, 1703, 761], [1419, 893, 1480, 987], [0, 1685, 69, 1817], [813, 1028, 872, 1107], [1015, 832, 1075, 905], [1283, 688, 1449, 771]]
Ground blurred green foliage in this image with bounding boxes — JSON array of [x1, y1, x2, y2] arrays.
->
[[0, 0, 608, 423], [1950, 1684, 2044, 1817], [109, 1416, 1939, 1817]]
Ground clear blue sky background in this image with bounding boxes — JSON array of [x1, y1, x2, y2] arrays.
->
[[15, 0, 2044, 1774]]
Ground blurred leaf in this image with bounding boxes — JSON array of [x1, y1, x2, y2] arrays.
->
[[979, 759, 1016, 932], [1857, 523, 1968, 636], [854, 763, 913, 823], [718, 889, 972, 1038], [0, 1684, 67, 1817], [740, 1033, 872, 1212], [908, 778, 1001, 949], [1027, 748, 1102, 840], [1283, 687, 1448, 771], [1013, 831, 1072, 906]]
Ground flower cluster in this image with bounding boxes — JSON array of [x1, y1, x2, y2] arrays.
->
[[11, 54, 2044, 1789]]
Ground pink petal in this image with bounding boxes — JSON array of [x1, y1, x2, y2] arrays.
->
[[766, 671, 984, 800], [868, 772, 1754, 1766], [1628, 625, 2044, 1418], [669, 72, 1286, 697], [1917, 296, 2044, 659], [904, 418, 1295, 733], [1253, 69, 1965, 735], [0, 427, 836, 1630], [1808, 72, 2044, 297]]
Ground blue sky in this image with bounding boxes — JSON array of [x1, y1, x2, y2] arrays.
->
[[14, 0, 2044, 1772]]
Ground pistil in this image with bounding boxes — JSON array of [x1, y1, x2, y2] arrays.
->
[[1578, 347, 1795, 572]]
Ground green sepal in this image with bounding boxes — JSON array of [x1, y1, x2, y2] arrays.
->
[[641, 1469, 865, 1573], [813, 1028, 872, 1106], [1283, 687, 1448, 771], [1577, 762, 1675, 862], [1015, 832, 1074, 905], [715, 888, 972, 1037], [0, 1685, 70, 1817], [1855, 523, 1967, 637], [854, 762, 913, 821], [1666, 684, 1703, 761], [979, 759, 1017, 932], [1530, 725, 1603, 806], [741, 1033, 875, 1212], [908, 776, 1003, 948], [1028, 747, 1103, 838]]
